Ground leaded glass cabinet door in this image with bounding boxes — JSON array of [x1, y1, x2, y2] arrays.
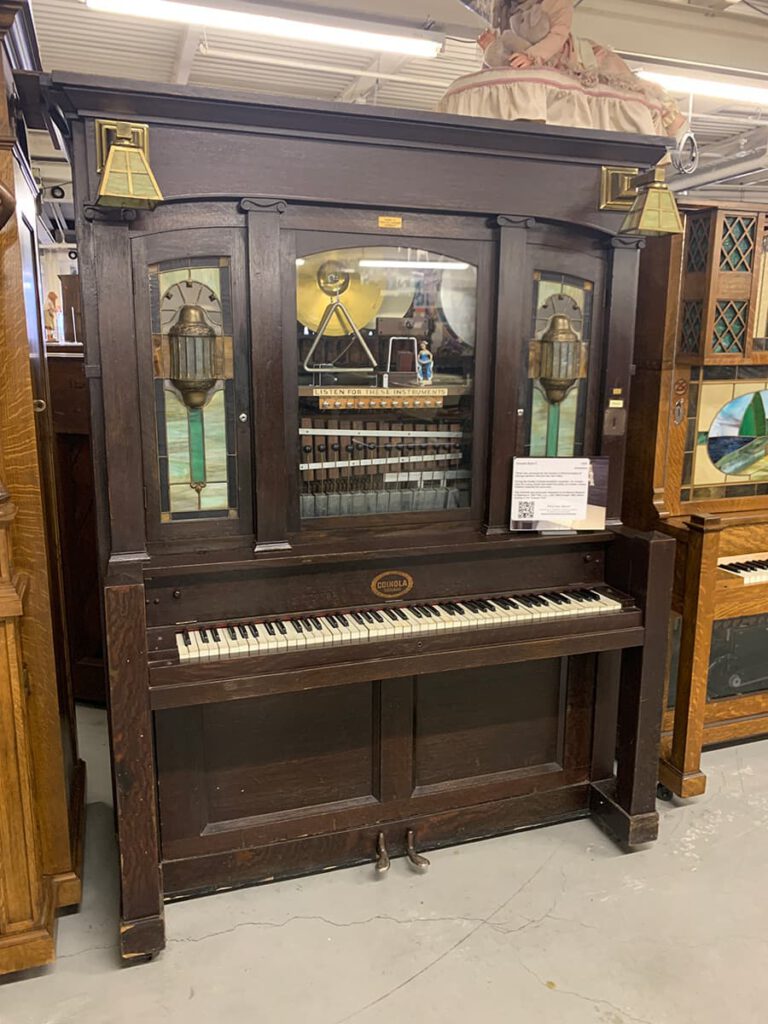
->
[[133, 226, 254, 543], [291, 228, 492, 526]]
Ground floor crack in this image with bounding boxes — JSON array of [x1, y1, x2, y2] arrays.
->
[[168, 913, 487, 946], [333, 848, 560, 1024], [517, 957, 656, 1024]]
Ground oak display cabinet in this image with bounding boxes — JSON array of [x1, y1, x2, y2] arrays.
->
[[625, 203, 768, 798]]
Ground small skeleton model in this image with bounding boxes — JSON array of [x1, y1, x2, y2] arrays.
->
[[416, 341, 435, 386]]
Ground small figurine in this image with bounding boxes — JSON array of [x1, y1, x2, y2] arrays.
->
[[416, 341, 434, 386]]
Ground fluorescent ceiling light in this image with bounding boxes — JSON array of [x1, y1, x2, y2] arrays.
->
[[359, 260, 470, 270], [85, 0, 444, 58], [637, 69, 768, 107]]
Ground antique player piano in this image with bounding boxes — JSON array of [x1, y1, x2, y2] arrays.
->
[[625, 203, 768, 798], [39, 72, 674, 959]]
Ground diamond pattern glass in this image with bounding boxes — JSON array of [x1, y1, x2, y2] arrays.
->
[[680, 299, 703, 354], [686, 217, 710, 274], [720, 215, 757, 273], [712, 299, 749, 354]]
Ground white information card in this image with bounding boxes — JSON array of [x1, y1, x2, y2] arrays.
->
[[510, 458, 593, 531]]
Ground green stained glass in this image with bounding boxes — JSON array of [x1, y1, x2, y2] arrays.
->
[[188, 408, 206, 485], [741, 392, 767, 439]]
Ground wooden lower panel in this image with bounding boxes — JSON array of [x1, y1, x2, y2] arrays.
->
[[414, 661, 564, 787], [162, 784, 591, 899]]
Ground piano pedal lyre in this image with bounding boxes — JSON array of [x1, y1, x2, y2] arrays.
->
[[405, 829, 430, 873], [375, 832, 390, 875]]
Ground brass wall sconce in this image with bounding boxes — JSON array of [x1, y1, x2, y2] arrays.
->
[[95, 119, 163, 210], [600, 164, 683, 236]]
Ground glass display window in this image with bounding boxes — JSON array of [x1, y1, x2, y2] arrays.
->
[[708, 614, 768, 701], [296, 245, 477, 520]]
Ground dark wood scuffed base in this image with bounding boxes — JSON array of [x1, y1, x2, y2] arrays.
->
[[590, 780, 659, 847], [120, 914, 165, 961], [112, 780, 661, 959]]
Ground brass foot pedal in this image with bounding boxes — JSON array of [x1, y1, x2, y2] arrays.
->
[[405, 829, 430, 872], [375, 832, 390, 875]]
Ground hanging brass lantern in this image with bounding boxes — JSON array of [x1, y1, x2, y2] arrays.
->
[[619, 166, 684, 237], [529, 313, 589, 405], [168, 305, 217, 409]]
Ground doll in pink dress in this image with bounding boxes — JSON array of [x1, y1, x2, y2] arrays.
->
[[460, 0, 685, 137]]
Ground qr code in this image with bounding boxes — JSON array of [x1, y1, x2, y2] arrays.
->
[[517, 501, 535, 518]]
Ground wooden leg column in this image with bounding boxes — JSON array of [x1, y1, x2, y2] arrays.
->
[[0, 483, 56, 974], [593, 527, 675, 846], [105, 584, 165, 959], [659, 516, 719, 798]]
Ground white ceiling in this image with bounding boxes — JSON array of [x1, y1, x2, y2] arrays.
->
[[25, 0, 768, 220]]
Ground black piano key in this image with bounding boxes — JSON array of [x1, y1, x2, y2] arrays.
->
[[237, 625, 248, 639], [227, 626, 237, 640], [265, 622, 276, 636], [200, 628, 210, 643], [371, 611, 384, 623], [394, 609, 408, 622], [276, 622, 287, 636], [384, 609, 398, 621], [311, 618, 323, 631], [328, 615, 339, 627], [211, 628, 221, 642], [247, 624, 259, 638], [352, 612, 364, 625], [338, 614, 350, 627], [292, 621, 303, 634], [439, 604, 456, 616], [411, 606, 423, 619], [182, 630, 192, 646]]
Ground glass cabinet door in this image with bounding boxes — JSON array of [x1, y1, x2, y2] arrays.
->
[[133, 226, 253, 543], [295, 244, 478, 521]]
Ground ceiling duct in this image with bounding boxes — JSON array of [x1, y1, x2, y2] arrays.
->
[[669, 124, 768, 192]]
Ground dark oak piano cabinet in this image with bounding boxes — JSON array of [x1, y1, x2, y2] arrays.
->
[[44, 72, 674, 960]]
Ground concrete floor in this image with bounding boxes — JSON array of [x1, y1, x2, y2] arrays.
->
[[2, 707, 767, 1024]]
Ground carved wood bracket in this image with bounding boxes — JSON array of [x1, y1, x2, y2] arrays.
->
[[496, 215, 536, 229], [239, 198, 287, 214]]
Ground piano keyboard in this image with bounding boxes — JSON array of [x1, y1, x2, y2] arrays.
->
[[718, 552, 768, 586], [175, 589, 625, 663]]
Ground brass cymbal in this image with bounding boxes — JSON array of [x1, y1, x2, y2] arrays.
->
[[297, 252, 383, 337]]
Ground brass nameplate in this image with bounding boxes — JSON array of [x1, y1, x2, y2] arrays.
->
[[378, 216, 403, 229], [371, 571, 414, 600]]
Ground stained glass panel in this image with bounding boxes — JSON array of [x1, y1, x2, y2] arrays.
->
[[528, 272, 593, 458], [150, 257, 238, 522], [687, 365, 768, 493]]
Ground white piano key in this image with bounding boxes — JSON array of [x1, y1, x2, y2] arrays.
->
[[176, 631, 194, 662]]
